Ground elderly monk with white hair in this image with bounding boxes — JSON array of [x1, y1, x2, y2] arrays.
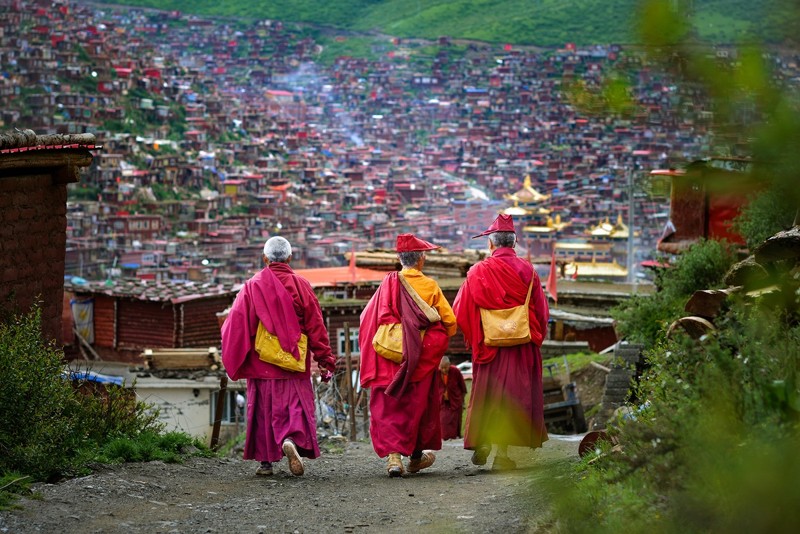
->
[[222, 236, 336, 477], [453, 214, 549, 471]]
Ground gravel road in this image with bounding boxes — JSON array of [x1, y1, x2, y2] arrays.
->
[[1, 435, 580, 533]]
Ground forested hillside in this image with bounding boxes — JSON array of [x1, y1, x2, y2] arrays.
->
[[93, 0, 796, 47]]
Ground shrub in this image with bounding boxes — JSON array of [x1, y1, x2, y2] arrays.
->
[[734, 183, 799, 250], [0, 309, 88, 481], [76, 380, 164, 443], [611, 239, 737, 346], [0, 308, 210, 489], [555, 293, 800, 532], [657, 239, 737, 297]]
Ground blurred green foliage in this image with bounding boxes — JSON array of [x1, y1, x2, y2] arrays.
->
[[550, 2, 800, 531], [558, 302, 800, 532], [611, 239, 736, 346]]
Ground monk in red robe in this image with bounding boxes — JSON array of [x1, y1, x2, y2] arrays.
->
[[453, 214, 549, 470], [439, 356, 467, 440], [221, 236, 336, 477], [359, 234, 457, 477]]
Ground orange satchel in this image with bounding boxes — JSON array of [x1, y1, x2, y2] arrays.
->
[[372, 323, 405, 363], [479, 281, 533, 347]]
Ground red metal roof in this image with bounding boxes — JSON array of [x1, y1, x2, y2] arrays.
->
[[293, 267, 386, 287]]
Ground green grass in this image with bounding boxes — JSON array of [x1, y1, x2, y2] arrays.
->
[[543, 351, 607, 375], [98, 431, 213, 464], [0, 474, 31, 510], [315, 36, 382, 65], [95, 0, 795, 47]]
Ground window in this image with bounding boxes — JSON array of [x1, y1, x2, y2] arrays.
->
[[210, 389, 246, 425], [337, 328, 360, 356]]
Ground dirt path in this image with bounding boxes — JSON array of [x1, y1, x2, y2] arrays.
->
[[0, 436, 580, 533]]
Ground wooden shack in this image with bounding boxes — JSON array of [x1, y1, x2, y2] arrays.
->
[[655, 159, 761, 254], [65, 278, 238, 363]]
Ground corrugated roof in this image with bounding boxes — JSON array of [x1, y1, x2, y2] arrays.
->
[[66, 277, 240, 303]]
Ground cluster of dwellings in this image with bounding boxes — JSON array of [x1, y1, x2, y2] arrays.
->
[[2, 0, 772, 287], [3, 1, 791, 438]]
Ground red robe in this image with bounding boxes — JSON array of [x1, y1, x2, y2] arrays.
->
[[453, 247, 549, 450], [440, 365, 467, 440], [359, 270, 455, 457]]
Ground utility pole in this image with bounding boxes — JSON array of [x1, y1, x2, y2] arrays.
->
[[626, 165, 635, 285]]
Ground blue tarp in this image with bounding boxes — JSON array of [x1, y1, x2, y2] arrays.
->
[[64, 370, 125, 386]]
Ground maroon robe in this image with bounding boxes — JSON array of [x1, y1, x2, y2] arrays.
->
[[221, 262, 336, 463], [359, 270, 454, 457], [453, 247, 549, 450], [440, 365, 467, 440]]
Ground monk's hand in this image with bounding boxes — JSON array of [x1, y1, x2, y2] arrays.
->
[[320, 369, 333, 383]]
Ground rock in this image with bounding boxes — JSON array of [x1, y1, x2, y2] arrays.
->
[[754, 226, 800, 264], [724, 255, 770, 288], [684, 288, 740, 318]]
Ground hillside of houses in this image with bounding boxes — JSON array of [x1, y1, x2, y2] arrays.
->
[[2, 0, 764, 287]]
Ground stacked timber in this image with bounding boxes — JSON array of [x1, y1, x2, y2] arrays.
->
[[142, 347, 221, 370], [353, 249, 484, 278]]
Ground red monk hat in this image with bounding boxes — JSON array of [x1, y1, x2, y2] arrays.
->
[[471, 213, 516, 238], [396, 233, 440, 252]]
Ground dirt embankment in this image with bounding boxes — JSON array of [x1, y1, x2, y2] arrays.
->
[[0, 436, 580, 533]]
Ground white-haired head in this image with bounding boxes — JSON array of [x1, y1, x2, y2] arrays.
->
[[489, 231, 516, 249], [263, 236, 292, 263]]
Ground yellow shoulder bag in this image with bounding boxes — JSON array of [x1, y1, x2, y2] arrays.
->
[[479, 281, 533, 347], [255, 322, 308, 372], [372, 274, 441, 363]]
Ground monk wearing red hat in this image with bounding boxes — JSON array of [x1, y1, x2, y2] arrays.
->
[[453, 214, 549, 470], [359, 233, 457, 477]]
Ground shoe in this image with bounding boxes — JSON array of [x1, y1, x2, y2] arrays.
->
[[255, 462, 273, 476], [282, 439, 305, 476], [491, 455, 517, 471], [387, 452, 405, 477], [470, 445, 490, 466], [407, 451, 436, 473]]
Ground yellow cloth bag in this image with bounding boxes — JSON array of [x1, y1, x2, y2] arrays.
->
[[255, 322, 307, 372], [372, 323, 405, 363], [371, 273, 441, 363], [479, 281, 534, 347]]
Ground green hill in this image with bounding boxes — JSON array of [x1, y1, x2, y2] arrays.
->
[[95, 0, 795, 47]]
